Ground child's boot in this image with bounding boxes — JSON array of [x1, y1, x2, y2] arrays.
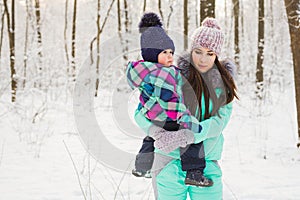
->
[[185, 169, 213, 187]]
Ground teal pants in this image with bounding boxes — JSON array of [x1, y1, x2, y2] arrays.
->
[[153, 155, 223, 200]]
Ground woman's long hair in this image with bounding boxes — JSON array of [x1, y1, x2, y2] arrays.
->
[[182, 56, 238, 120]]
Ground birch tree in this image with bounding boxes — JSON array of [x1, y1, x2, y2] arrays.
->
[[70, 0, 77, 80], [34, 0, 43, 87], [255, 0, 264, 100]]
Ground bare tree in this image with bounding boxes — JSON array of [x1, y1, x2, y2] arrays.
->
[[34, 0, 42, 68], [70, 0, 77, 80], [90, 0, 115, 96], [0, 3, 5, 63], [123, 0, 129, 61], [64, 0, 70, 73], [200, 0, 215, 22], [183, 0, 188, 49], [232, 0, 240, 66], [255, 0, 264, 100], [94, 0, 100, 97], [166, 0, 175, 31], [158, 0, 164, 22], [3, 0, 16, 102], [284, 0, 300, 147], [143, 0, 146, 12], [23, 0, 31, 88], [117, 0, 121, 33]]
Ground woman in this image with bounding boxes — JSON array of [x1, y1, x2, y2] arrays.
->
[[135, 17, 238, 199]]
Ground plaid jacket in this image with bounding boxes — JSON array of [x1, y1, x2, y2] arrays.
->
[[126, 60, 202, 133]]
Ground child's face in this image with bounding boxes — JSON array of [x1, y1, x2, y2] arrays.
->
[[158, 49, 174, 67]]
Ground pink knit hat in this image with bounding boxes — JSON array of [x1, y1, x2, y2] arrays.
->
[[191, 17, 224, 57]]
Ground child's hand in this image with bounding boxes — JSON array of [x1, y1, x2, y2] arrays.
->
[[154, 129, 195, 153], [148, 125, 165, 140]]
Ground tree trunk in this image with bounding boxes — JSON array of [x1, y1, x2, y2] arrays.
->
[[232, 0, 240, 66], [284, 0, 300, 147], [95, 0, 100, 97], [64, 0, 69, 74], [195, 0, 199, 27], [123, 0, 129, 61], [71, 0, 77, 80], [117, 0, 121, 33], [4, 0, 16, 102], [183, 0, 188, 49], [34, 0, 42, 60], [23, 0, 30, 88], [255, 0, 264, 100], [91, 0, 115, 96], [0, 6, 5, 64], [166, 0, 175, 30], [34, 0, 43, 88], [200, 0, 215, 22], [143, 0, 146, 12], [158, 0, 164, 22]]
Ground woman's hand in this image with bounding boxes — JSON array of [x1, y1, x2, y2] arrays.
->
[[154, 129, 195, 153]]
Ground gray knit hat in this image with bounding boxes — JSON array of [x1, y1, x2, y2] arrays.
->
[[139, 12, 175, 62]]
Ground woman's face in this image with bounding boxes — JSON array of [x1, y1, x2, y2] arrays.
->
[[191, 47, 216, 73]]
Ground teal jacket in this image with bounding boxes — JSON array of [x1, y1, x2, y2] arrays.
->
[[134, 101, 232, 161]]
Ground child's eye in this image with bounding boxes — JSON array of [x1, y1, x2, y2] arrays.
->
[[170, 51, 174, 55]]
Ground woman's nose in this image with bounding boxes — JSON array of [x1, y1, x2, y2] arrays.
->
[[198, 55, 206, 63]]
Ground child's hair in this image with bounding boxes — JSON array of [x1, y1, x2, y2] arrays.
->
[[139, 12, 175, 63]]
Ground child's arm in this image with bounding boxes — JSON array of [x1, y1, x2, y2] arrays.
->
[[149, 67, 232, 143], [148, 67, 203, 133]]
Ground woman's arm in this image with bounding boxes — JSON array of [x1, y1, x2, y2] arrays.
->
[[193, 102, 232, 144], [134, 102, 233, 143]]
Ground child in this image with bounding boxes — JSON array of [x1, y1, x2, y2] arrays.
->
[[126, 12, 213, 187]]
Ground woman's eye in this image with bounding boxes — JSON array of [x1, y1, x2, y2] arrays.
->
[[195, 51, 201, 54], [208, 53, 214, 56]]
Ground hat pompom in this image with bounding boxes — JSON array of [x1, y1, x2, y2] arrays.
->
[[201, 17, 221, 30], [139, 12, 162, 33]]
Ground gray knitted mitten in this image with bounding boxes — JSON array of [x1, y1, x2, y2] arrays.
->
[[148, 124, 165, 140], [154, 129, 195, 153]]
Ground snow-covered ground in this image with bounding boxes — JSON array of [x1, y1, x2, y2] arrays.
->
[[0, 83, 300, 200]]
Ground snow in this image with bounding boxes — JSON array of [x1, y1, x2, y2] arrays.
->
[[0, 83, 300, 200], [1, 0, 300, 199]]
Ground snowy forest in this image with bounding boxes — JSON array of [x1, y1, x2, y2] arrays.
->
[[0, 0, 300, 199]]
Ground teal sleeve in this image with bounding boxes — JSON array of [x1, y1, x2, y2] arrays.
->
[[134, 109, 153, 135], [194, 103, 233, 144]]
